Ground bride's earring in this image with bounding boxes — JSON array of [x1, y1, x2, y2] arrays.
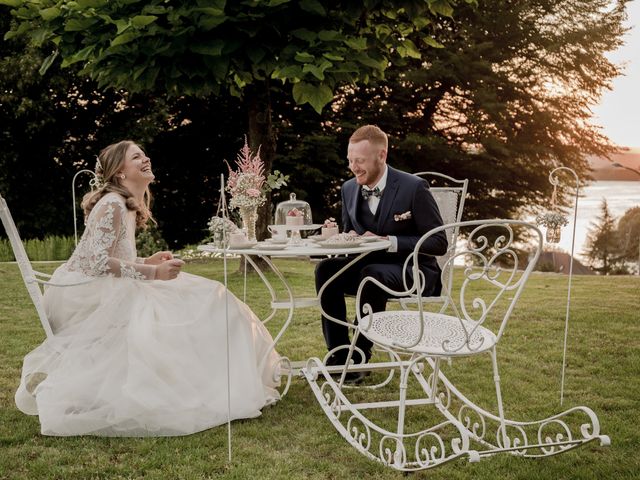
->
[[119, 174, 126, 179]]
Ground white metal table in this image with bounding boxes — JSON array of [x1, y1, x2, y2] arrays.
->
[[198, 239, 391, 393]]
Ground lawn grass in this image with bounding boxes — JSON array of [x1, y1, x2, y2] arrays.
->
[[0, 258, 638, 479]]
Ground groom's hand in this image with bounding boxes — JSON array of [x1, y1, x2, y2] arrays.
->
[[155, 259, 185, 281], [362, 231, 388, 239]]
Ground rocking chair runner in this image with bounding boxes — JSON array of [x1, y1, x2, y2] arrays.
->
[[0, 193, 92, 339], [303, 219, 609, 471]]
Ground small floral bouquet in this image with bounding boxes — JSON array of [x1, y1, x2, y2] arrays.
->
[[207, 216, 239, 247], [536, 212, 569, 243]]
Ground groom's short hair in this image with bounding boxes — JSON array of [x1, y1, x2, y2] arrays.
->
[[349, 125, 388, 151]]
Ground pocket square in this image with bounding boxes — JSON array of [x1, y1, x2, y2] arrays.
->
[[394, 211, 412, 221]]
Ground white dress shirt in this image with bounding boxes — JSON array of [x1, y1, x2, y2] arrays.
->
[[364, 166, 398, 252]]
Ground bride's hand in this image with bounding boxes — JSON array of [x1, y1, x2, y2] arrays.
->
[[155, 259, 185, 281], [145, 251, 174, 265]]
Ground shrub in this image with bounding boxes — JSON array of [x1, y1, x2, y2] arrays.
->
[[0, 235, 75, 261]]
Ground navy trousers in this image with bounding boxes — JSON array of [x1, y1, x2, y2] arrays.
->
[[315, 254, 438, 363]]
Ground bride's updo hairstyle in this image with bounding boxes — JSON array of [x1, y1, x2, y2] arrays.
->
[[81, 140, 154, 229]]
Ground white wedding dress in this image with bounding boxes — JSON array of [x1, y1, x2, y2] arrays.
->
[[15, 192, 280, 436]]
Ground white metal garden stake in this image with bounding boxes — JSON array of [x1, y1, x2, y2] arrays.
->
[[219, 174, 233, 463], [548, 167, 579, 405], [71, 169, 98, 246]]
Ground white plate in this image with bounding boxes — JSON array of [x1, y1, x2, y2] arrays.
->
[[316, 240, 364, 249], [254, 243, 288, 250], [266, 238, 289, 244], [229, 242, 258, 249]]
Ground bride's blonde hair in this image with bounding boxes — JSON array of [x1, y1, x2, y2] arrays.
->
[[82, 140, 154, 229]]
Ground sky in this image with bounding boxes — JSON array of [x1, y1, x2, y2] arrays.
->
[[591, 1, 640, 149]]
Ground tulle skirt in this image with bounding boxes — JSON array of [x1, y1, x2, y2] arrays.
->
[[15, 269, 280, 437]]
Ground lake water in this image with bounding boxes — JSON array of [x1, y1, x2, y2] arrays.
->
[[550, 180, 640, 261]]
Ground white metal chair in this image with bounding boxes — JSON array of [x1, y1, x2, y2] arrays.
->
[[303, 219, 609, 471], [399, 172, 468, 308], [0, 193, 91, 339]]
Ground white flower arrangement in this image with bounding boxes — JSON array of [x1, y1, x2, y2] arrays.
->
[[536, 211, 569, 243], [535, 212, 569, 228], [207, 216, 239, 236], [207, 216, 239, 247]]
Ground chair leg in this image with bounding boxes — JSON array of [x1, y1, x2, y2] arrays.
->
[[394, 358, 411, 467], [335, 329, 362, 387], [430, 357, 441, 401], [490, 347, 509, 449]]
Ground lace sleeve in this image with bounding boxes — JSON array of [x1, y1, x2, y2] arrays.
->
[[85, 199, 156, 280]]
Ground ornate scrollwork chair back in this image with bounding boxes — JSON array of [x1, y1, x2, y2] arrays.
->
[[357, 220, 542, 353]]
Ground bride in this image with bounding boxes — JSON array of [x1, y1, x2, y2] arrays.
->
[[15, 140, 280, 436]]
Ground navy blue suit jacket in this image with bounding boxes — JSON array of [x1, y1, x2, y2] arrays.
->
[[341, 166, 448, 285]]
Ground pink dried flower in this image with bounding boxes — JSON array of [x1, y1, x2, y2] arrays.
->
[[323, 217, 337, 227], [226, 136, 267, 209], [287, 208, 303, 217]]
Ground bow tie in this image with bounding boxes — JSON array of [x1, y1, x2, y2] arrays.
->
[[361, 186, 382, 200]]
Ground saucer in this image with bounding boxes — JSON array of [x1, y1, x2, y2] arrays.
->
[[229, 241, 258, 249], [254, 243, 288, 250]]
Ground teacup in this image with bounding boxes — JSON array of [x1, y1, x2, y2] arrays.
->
[[229, 232, 248, 247], [268, 225, 287, 241]]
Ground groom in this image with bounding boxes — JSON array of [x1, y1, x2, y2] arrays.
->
[[315, 125, 448, 370]]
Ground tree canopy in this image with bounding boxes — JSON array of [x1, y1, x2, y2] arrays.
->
[[0, 0, 632, 249], [273, 0, 629, 222], [1, 0, 476, 238], [583, 199, 625, 274], [615, 206, 640, 270], [3, 0, 472, 113]]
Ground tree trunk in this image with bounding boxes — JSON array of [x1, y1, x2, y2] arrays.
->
[[241, 81, 276, 274], [245, 80, 276, 242]]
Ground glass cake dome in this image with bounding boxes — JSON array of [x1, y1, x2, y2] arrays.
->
[[274, 193, 313, 225]]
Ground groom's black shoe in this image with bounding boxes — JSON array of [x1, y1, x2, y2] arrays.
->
[[342, 370, 370, 385], [325, 349, 372, 384]]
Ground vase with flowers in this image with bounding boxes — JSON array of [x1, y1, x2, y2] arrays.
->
[[226, 137, 288, 242], [536, 212, 569, 243], [207, 216, 239, 248]]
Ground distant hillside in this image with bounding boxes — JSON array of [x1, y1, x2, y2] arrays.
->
[[536, 251, 593, 275], [588, 148, 640, 181]]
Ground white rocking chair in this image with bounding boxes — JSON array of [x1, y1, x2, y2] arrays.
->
[[303, 219, 609, 471], [0, 193, 91, 339]]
